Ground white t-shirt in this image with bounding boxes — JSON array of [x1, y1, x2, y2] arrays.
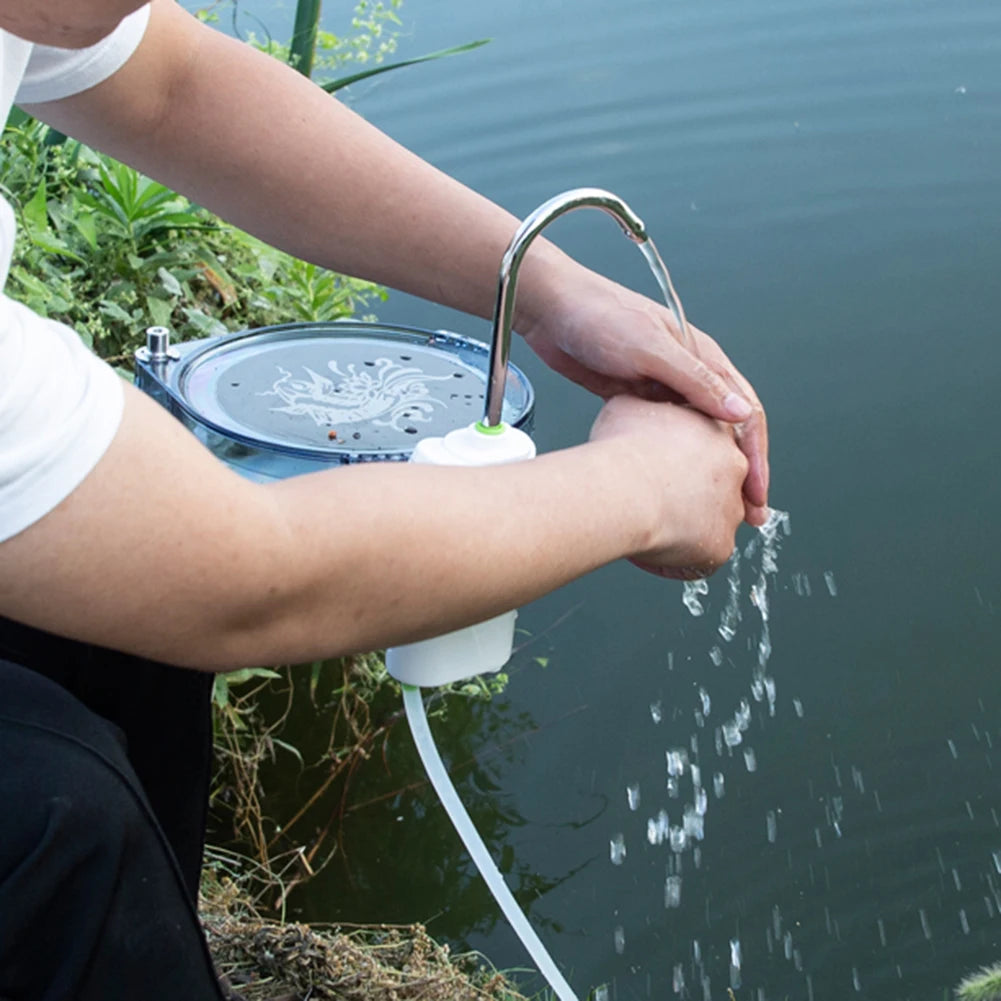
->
[[0, 7, 150, 543]]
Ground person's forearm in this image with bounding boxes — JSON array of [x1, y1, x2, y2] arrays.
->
[[25, 0, 572, 332], [0, 385, 659, 671]]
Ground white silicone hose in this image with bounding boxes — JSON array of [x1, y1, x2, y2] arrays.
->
[[401, 683, 578, 1001]]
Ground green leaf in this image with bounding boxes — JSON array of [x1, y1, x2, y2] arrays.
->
[[98, 300, 137, 324], [22, 180, 49, 234], [309, 660, 324, 701], [222, 667, 282, 687], [25, 231, 84, 263], [5, 106, 31, 130], [69, 211, 98, 251], [534, 656, 549, 668], [157, 266, 183, 297], [145, 294, 174, 328], [212, 675, 230, 709], [321, 38, 491, 92], [181, 307, 228, 337], [272, 738, 305, 767]]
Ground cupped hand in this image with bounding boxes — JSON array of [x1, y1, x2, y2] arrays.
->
[[589, 396, 749, 580], [519, 265, 769, 526]]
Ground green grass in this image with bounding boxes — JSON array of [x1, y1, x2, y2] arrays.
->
[[957, 963, 1001, 1001]]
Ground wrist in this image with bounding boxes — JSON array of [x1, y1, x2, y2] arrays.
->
[[508, 240, 581, 337], [585, 432, 671, 562]]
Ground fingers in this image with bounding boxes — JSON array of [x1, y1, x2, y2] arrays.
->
[[643, 332, 757, 425], [683, 327, 770, 517], [735, 413, 770, 512]]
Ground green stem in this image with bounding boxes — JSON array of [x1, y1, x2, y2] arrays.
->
[[290, 0, 322, 78]]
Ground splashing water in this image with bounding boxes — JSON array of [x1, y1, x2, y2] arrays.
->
[[607, 510, 794, 997], [682, 578, 709, 616]]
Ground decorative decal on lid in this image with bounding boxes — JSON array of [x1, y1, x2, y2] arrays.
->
[[260, 357, 455, 431]]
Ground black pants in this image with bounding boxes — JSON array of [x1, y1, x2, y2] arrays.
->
[[0, 618, 226, 1000]]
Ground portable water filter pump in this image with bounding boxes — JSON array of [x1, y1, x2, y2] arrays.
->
[[385, 188, 695, 1001]]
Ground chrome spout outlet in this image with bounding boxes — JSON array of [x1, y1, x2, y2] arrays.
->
[[482, 187, 694, 427]]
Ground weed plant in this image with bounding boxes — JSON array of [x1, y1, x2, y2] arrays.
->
[[2, 116, 385, 373], [957, 964, 1001, 1001]]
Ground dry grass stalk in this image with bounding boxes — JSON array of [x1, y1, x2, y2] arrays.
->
[[199, 850, 529, 1001]]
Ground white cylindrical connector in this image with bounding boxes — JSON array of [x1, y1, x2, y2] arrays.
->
[[385, 421, 536, 688]]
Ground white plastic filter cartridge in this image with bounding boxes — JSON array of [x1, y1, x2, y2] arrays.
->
[[384, 420, 536, 687]]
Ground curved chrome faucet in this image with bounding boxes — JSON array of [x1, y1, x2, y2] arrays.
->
[[483, 187, 696, 427]]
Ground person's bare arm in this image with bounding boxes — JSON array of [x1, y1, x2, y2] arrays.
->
[[23, 0, 768, 519], [0, 383, 746, 672]]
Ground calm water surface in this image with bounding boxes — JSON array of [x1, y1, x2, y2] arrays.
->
[[216, 1, 1001, 997]]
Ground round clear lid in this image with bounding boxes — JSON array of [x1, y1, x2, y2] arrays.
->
[[169, 322, 534, 460]]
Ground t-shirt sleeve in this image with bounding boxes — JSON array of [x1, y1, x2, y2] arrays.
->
[[0, 297, 124, 544], [14, 5, 151, 106]]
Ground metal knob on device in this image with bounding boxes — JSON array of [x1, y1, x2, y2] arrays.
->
[[482, 186, 695, 427], [134, 325, 180, 364]]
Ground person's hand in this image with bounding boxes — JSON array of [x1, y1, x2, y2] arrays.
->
[[519, 264, 769, 526], [589, 396, 748, 579]]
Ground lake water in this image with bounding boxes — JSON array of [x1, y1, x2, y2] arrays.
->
[[209, 1, 1001, 998]]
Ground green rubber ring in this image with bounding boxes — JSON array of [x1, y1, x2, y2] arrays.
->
[[475, 420, 507, 435]]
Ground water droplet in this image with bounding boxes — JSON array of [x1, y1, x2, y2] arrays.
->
[[766, 809, 778, 842], [666, 748, 688, 777], [647, 809, 670, 845], [613, 925, 626, 954], [744, 747, 758, 772], [735, 699, 752, 731], [695, 785, 708, 817], [682, 579, 709, 616], [650, 701, 663, 724], [824, 571, 838, 596], [626, 784, 640, 811], [713, 773, 725, 798], [729, 939, 742, 989], [672, 962, 685, 991], [709, 645, 723, 666], [665, 875, 683, 909], [683, 805, 705, 841], [610, 833, 626, 865]]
